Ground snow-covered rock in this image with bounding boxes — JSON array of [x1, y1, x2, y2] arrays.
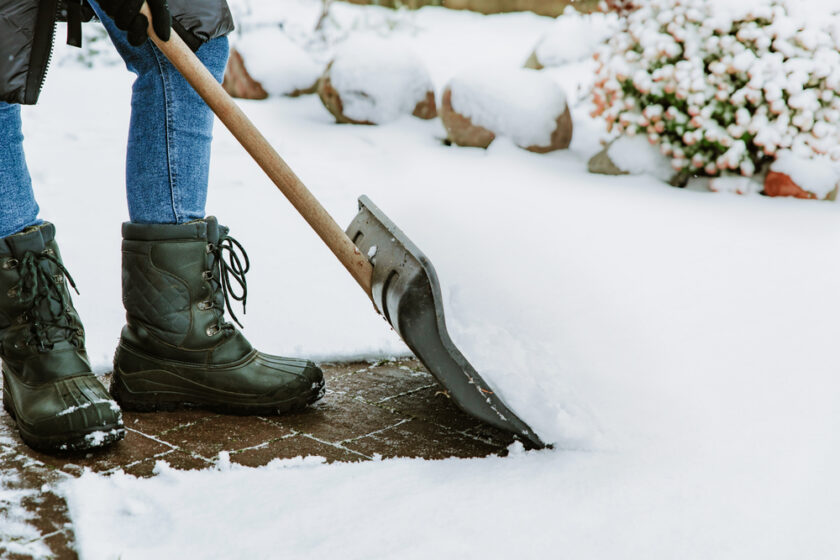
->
[[441, 68, 572, 152], [589, 136, 674, 182], [317, 37, 436, 125], [524, 8, 619, 69], [223, 48, 269, 100], [228, 27, 322, 98], [765, 151, 840, 200], [587, 145, 629, 176]]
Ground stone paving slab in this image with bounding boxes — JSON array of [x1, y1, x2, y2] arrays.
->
[[0, 358, 516, 559]]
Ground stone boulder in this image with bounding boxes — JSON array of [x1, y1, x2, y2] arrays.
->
[[222, 48, 269, 100], [440, 69, 572, 153], [317, 38, 437, 125], [587, 145, 629, 176], [440, 88, 496, 149], [764, 152, 840, 201], [764, 172, 838, 200]]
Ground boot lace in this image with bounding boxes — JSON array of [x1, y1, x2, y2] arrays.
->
[[206, 233, 250, 331], [15, 250, 81, 351]]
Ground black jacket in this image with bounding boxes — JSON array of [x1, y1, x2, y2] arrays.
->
[[0, 0, 234, 105]]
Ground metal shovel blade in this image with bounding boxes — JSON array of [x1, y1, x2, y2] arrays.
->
[[346, 196, 546, 448]]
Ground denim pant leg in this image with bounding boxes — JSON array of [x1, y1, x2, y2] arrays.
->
[[0, 102, 41, 238], [86, 0, 229, 224]]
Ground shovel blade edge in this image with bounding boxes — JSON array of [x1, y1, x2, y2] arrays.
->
[[346, 196, 545, 448]]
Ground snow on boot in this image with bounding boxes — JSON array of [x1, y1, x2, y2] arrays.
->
[[0, 223, 125, 453], [111, 217, 325, 414]]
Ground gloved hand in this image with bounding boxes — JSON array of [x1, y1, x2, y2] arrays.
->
[[98, 0, 171, 47]]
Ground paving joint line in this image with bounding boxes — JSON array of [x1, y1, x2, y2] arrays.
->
[[227, 436, 292, 456], [375, 383, 439, 404], [338, 418, 411, 445], [24, 527, 66, 546], [125, 427, 179, 450], [297, 433, 372, 461], [370, 399, 510, 450], [99, 449, 177, 475], [155, 414, 221, 436]]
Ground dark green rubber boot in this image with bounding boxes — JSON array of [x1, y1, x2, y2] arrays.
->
[[0, 223, 125, 453], [111, 217, 325, 414]]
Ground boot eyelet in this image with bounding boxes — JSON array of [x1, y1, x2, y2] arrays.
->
[[206, 243, 215, 254], [2, 258, 18, 270], [75, 328, 84, 337], [202, 271, 213, 281], [7, 286, 19, 298], [13, 340, 24, 350], [16, 313, 29, 324], [197, 300, 213, 311], [54, 274, 64, 284], [42, 248, 55, 256], [206, 325, 221, 337]]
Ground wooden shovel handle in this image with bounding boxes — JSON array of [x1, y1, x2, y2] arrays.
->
[[140, 3, 374, 298]]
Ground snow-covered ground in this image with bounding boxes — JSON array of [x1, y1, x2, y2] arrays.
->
[[10, 0, 840, 557]]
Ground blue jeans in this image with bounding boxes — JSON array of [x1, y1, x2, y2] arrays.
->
[[0, 1, 229, 238]]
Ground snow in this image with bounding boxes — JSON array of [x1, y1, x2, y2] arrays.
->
[[0, 437, 52, 559], [708, 175, 762, 195], [56, 399, 120, 417], [448, 68, 568, 148], [327, 37, 433, 124], [534, 8, 618, 66], [24, 0, 840, 557], [771, 150, 840, 198], [63, 432, 840, 559], [710, 0, 840, 25], [84, 429, 122, 448], [607, 135, 674, 181], [230, 27, 322, 96]]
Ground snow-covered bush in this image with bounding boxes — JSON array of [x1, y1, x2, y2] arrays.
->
[[591, 0, 840, 184], [599, 0, 641, 17]]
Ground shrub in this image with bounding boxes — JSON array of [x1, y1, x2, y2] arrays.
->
[[591, 0, 840, 184]]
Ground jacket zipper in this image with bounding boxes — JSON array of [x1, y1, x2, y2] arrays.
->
[[24, 0, 60, 105]]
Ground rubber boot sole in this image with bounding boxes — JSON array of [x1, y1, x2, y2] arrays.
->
[[3, 388, 125, 454], [110, 367, 326, 416]]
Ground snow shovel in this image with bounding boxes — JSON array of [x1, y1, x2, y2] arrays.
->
[[140, 4, 545, 448]]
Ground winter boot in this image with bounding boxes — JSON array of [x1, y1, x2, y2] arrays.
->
[[110, 217, 325, 414], [0, 223, 125, 452]]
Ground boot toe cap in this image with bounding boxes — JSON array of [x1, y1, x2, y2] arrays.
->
[[13, 376, 125, 452], [255, 354, 324, 402]]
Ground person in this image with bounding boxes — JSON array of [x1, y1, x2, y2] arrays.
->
[[0, 0, 324, 453]]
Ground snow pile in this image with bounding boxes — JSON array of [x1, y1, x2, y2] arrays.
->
[[447, 69, 567, 148], [231, 27, 322, 96], [771, 150, 840, 198], [708, 175, 762, 195], [533, 8, 619, 66], [326, 37, 434, 124], [607, 135, 674, 181]]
